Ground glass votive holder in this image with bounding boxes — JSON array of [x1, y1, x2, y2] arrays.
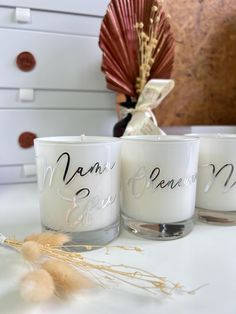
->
[[188, 134, 236, 225], [34, 136, 121, 249], [121, 135, 199, 240]]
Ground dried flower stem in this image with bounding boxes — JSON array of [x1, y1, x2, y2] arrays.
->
[[135, 1, 165, 95], [1, 235, 192, 297]]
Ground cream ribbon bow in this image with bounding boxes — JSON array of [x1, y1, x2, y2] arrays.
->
[[124, 79, 175, 136]]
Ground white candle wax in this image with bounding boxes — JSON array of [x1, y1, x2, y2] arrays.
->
[[195, 134, 236, 211], [121, 136, 199, 224], [34, 136, 120, 233]]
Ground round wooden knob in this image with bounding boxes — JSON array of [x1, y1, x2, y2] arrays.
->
[[18, 132, 37, 149], [16, 51, 36, 72]]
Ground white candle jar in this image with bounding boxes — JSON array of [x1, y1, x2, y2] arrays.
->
[[121, 136, 199, 240], [190, 134, 236, 225], [34, 136, 121, 248]]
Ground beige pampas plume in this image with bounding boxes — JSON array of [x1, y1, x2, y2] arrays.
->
[[20, 269, 55, 302], [42, 260, 92, 297], [24, 232, 70, 247], [21, 241, 41, 262], [2, 232, 192, 299]]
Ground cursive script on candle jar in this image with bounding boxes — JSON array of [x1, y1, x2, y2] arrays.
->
[[56, 152, 116, 184], [203, 163, 236, 193], [128, 166, 197, 199], [37, 152, 117, 227], [65, 188, 116, 227]]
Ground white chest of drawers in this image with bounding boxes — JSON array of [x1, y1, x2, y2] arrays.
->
[[0, 0, 116, 184]]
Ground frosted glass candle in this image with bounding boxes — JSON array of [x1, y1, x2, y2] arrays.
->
[[121, 136, 199, 240], [34, 136, 121, 247], [191, 134, 236, 225]]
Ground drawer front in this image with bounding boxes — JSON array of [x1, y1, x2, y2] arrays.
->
[[0, 7, 102, 36], [0, 165, 37, 184], [0, 89, 114, 110], [0, 29, 106, 90], [0, 109, 116, 166], [0, 0, 110, 16]]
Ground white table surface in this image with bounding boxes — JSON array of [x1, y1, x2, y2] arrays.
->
[[0, 183, 236, 314]]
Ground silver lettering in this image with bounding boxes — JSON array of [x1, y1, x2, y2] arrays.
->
[[128, 166, 197, 199]]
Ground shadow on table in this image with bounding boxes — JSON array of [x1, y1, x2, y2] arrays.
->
[[0, 289, 36, 314]]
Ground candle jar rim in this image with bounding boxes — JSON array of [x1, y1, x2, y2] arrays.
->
[[186, 133, 236, 140], [122, 135, 199, 143], [34, 136, 120, 145]]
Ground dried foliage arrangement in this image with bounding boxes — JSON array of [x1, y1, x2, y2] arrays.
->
[[99, 0, 175, 98], [0, 232, 198, 302]]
